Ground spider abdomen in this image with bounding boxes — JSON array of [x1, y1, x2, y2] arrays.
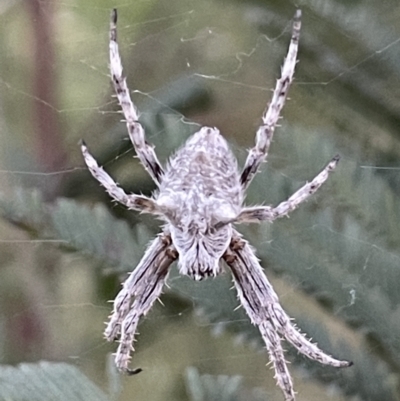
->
[[159, 126, 242, 207]]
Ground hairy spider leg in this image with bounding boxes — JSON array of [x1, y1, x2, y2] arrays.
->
[[240, 10, 301, 189], [224, 231, 351, 401], [237, 155, 340, 223], [110, 9, 164, 184], [105, 233, 177, 373]]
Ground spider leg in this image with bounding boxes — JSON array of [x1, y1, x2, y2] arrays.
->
[[259, 320, 295, 401], [106, 232, 177, 373], [267, 303, 352, 368], [81, 141, 158, 213], [240, 10, 301, 189], [81, 141, 160, 214], [223, 230, 351, 400], [224, 234, 294, 400], [237, 155, 339, 223], [109, 9, 164, 185]]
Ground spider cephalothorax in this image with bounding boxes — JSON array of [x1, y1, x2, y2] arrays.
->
[[81, 9, 352, 401]]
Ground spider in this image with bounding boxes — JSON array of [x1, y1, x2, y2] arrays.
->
[[81, 9, 352, 401]]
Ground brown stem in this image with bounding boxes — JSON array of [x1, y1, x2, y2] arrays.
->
[[26, 0, 67, 199]]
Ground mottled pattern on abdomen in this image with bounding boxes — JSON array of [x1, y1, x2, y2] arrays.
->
[[159, 126, 242, 209]]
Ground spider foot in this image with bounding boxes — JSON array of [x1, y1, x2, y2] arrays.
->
[[111, 344, 142, 375], [116, 366, 142, 375], [126, 367, 143, 375]]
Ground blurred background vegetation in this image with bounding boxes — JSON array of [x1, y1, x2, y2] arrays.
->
[[0, 0, 400, 400]]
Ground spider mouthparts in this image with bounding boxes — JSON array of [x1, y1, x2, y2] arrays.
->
[[294, 9, 302, 20]]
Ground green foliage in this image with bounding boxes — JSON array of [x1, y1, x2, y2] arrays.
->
[[0, 362, 111, 401], [51, 198, 153, 272], [185, 367, 268, 401], [0, 188, 152, 272], [186, 367, 243, 401]]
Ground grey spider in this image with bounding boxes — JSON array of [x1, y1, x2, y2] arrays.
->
[[81, 9, 352, 401]]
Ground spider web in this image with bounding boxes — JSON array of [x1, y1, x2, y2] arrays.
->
[[0, 1, 400, 401]]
